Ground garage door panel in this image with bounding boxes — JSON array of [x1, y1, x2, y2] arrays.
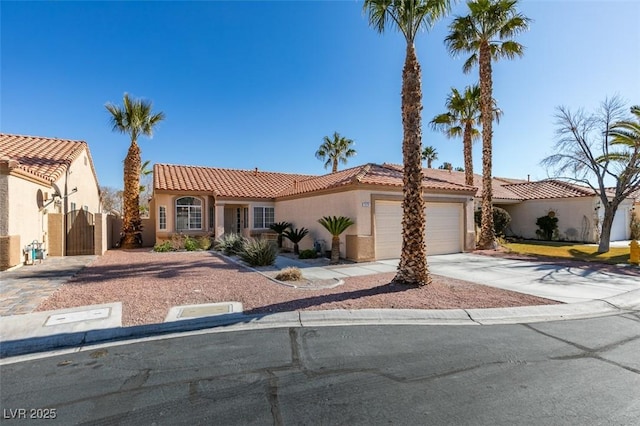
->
[[374, 201, 463, 259]]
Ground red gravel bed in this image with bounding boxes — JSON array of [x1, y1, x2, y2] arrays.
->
[[37, 249, 560, 326]]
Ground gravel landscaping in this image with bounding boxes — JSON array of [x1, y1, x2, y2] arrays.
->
[[36, 249, 560, 326]]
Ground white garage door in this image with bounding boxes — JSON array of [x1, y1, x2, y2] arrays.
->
[[610, 209, 629, 241], [374, 200, 463, 259]]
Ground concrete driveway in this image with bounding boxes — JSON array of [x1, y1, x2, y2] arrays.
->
[[427, 253, 640, 303]]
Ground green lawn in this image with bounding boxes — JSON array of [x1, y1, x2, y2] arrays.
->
[[502, 240, 632, 265]]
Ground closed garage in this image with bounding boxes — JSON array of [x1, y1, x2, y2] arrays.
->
[[610, 208, 630, 241], [374, 200, 463, 259]]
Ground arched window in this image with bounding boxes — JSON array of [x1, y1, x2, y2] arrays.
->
[[176, 197, 202, 230]]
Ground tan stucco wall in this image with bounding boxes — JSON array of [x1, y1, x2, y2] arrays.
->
[[55, 148, 102, 215], [275, 190, 366, 256], [6, 174, 51, 252], [502, 198, 598, 242]]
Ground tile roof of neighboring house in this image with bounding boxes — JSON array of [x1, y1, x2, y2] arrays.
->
[[153, 164, 315, 198], [501, 180, 595, 200], [0, 133, 97, 184]]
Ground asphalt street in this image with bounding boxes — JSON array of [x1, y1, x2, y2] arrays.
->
[[2, 313, 640, 425]]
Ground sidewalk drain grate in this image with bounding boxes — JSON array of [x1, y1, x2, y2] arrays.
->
[[45, 308, 111, 326]]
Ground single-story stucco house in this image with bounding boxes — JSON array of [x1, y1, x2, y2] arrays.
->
[[152, 163, 477, 261], [0, 133, 105, 270], [152, 162, 636, 262]]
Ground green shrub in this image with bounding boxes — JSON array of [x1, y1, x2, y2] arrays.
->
[[184, 236, 199, 251], [275, 267, 302, 281], [298, 249, 317, 259], [214, 233, 246, 255], [198, 235, 212, 250], [238, 238, 277, 266], [474, 207, 512, 237], [536, 214, 559, 241], [153, 241, 173, 252]]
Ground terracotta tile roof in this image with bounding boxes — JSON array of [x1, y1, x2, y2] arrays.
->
[[502, 180, 595, 200], [0, 133, 95, 183], [275, 163, 476, 197], [382, 163, 519, 199], [153, 164, 315, 198]]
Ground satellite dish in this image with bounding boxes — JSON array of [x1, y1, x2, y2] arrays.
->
[[51, 182, 62, 198], [37, 189, 44, 209]]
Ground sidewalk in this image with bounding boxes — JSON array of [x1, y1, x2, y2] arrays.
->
[[1, 252, 639, 358]]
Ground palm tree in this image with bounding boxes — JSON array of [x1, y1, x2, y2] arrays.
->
[[283, 227, 309, 255], [445, 0, 530, 249], [106, 93, 165, 248], [421, 145, 439, 168], [608, 105, 640, 151], [318, 216, 355, 264], [315, 132, 356, 173], [364, 0, 453, 286], [430, 85, 502, 186], [269, 221, 292, 249]]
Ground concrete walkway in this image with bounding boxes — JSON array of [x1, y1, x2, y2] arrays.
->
[[1, 252, 639, 358], [0, 255, 97, 316]]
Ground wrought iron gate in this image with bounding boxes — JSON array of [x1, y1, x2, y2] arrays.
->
[[66, 209, 95, 255]]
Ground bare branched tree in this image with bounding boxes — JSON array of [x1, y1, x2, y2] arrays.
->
[[541, 96, 640, 253]]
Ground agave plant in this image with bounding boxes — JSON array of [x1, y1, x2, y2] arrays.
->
[[269, 221, 292, 249], [282, 227, 309, 255], [318, 216, 354, 264]]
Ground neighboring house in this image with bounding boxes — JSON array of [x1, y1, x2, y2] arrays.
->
[[415, 166, 634, 242], [0, 133, 103, 270], [152, 163, 477, 261]]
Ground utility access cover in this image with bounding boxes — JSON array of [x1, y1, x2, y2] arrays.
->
[[165, 302, 243, 322], [179, 305, 231, 318], [45, 308, 111, 326]]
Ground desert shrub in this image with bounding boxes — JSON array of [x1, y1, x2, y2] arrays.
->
[[238, 238, 277, 266], [153, 241, 173, 252], [474, 207, 512, 237], [184, 236, 199, 251], [536, 214, 559, 241], [198, 235, 212, 250], [214, 233, 246, 255], [170, 233, 186, 250], [298, 249, 317, 259], [275, 267, 303, 281]]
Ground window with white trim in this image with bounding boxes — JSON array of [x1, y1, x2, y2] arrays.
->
[[253, 207, 275, 229], [176, 197, 202, 230], [159, 206, 167, 230]]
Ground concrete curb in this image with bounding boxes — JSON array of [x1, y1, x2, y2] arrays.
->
[[2, 289, 639, 359]]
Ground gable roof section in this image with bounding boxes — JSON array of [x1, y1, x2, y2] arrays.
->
[[382, 163, 519, 200], [0, 133, 97, 184], [502, 180, 595, 200], [153, 164, 314, 198], [270, 163, 476, 197]]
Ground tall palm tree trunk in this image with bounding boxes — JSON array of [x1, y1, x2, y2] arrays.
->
[[332, 158, 338, 173], [463, 122, 474, 186], [394, 44, 431, 286], [122, 141, 142, 249], [477, 42, 495, 249]]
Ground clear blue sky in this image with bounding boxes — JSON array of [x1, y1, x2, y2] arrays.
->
[[2, 1, 638, 189]]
